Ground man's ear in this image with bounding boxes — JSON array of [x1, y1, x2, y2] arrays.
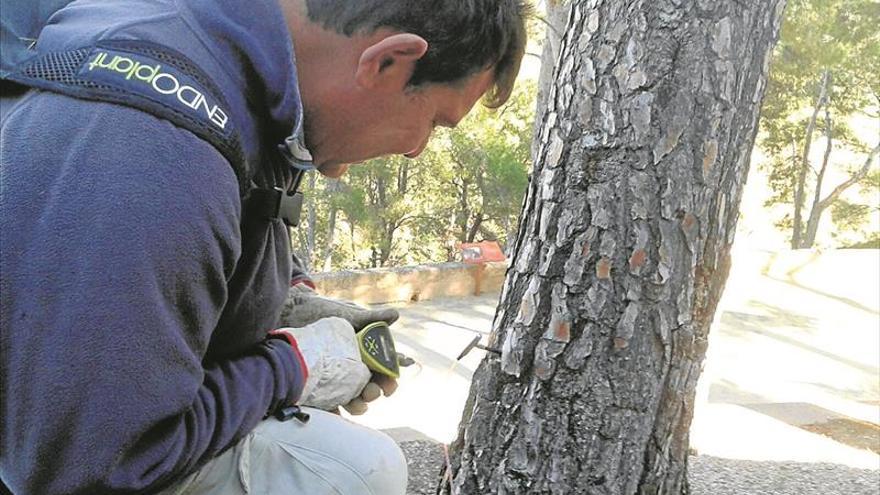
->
[[355, 33, 428, 90]]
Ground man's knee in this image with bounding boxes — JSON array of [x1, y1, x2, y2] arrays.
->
[[320, 417, 408, 494], [360, 429, 408, 494], [253, 411, 408, 494]]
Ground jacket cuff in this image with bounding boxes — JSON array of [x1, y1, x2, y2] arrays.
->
[[267, 330, 309, 401], [290, 275, 316, 290]]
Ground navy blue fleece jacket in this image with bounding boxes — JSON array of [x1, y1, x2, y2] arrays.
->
[[0, 0, 310, 493]]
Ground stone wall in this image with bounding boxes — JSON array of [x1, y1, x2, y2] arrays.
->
[[312, 261, 507, 305]]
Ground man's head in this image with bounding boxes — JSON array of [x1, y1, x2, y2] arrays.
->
[[284, 0, 531, 177]]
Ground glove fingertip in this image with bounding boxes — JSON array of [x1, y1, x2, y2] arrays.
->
[[380, 309, 400, 325], [344, 398, 369, 415], [361, 382, 382, 402]]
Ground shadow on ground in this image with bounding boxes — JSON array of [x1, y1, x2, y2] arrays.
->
[[721, 302, 877, 376]]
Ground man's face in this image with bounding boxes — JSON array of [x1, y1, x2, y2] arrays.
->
[[306, 69, 495, 177]]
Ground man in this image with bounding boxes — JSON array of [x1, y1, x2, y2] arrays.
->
[[0, 0, 529, 493]]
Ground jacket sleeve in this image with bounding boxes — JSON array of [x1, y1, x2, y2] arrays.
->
[[0, 93, 306, 494], [290, 251, 316, 288]]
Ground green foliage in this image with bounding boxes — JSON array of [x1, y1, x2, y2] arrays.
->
[[862, 168, 880, 192], [759, 0, 879, 247], [834, 168, 880, 244], [831, 198, 872, 231], [445, 80, 534, 245], [843, 231, 880, 249], [296, 81, 537, 271]]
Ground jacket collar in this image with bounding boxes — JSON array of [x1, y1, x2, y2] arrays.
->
[[183, 0, 312, 166]]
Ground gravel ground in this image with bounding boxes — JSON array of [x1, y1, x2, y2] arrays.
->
[[400, 440, 446, 494], [688, 456, 879, 495], [399, 440, 880, 495]]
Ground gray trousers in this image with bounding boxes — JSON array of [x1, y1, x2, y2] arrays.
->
[[160, 408, 408, 494]]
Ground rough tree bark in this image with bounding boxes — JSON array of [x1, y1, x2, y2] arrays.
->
[[446, 0, 785, 493], [531, 0, 570, 162]]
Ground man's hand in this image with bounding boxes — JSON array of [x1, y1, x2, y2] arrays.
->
[[341, 372, 398, 415], [274, 317, 372, 411], [278, 284, 399, 331], [278, 284, 401, 415]]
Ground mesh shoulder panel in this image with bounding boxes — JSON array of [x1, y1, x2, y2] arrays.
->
[[6, 40, 249, 193]]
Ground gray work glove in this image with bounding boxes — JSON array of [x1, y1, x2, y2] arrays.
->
[[277, 284, 400, 415], [275, 317, 372, 411], [278, 283, 399, 331]]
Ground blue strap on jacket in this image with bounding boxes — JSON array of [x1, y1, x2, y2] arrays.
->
[[5, 38, 311, 226]]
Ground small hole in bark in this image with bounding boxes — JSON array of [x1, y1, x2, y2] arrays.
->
[[588, 475, 606, 486]]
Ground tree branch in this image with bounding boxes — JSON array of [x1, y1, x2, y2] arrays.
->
[[812, 106, 834, 209], [535, 15, 563, 40], [816, 142, 880, 213]]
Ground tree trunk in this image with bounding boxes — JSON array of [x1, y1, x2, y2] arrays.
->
[[398, 161, 410, 195], [467, 172, 489, 243], [322, 179, 340, 272], [305, 172, 317, 269], [801, 99, 833, 248], [457, 176, 472, 242], [321, 206, 337, 271], [792, 69, 829, 249], [532, 0, 570, 162], [348, 222, 358, 266], [446, 0, 785, 493], [467, 211, 485, 243], [380, 222, 394, 267]]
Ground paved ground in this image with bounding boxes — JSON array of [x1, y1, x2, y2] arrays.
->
[[691, 248, 879, 469], [346, 248, 880, 492]]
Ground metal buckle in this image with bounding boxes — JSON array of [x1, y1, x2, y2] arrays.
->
[[274, 187, 304, 227]]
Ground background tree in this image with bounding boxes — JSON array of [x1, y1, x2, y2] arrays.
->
[[759, 0, 879, 248], [446, 0, 785, 493], [293, 82, 537, 271], [444, 83, 534, 249]]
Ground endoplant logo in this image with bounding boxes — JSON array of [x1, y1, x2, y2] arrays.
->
[[86, 51, 229, 129]]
